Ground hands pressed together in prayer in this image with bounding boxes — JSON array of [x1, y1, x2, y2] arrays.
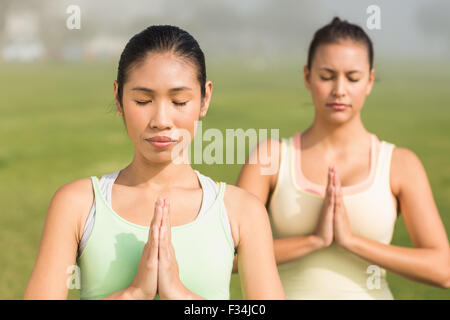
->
[[128, 198, 197, 300], [314, 166, 355, 249]]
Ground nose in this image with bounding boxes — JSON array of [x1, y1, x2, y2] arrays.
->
[[332, 76, 346, 98], [149, 102, 173, 130]]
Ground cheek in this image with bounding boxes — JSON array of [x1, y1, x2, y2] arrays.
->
[[312, 82, 331, 101], [123, 107, 148, 137], [348, 84, 369, 105], [189, 112, 200, 127], [176, 115, 193, 127], [175, 111, 199, 137]]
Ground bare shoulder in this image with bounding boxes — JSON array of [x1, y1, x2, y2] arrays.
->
[[223, 184, 269, 247], [391, 147, 422, 166], [239, 138, 282, 194], [390, 147, 426, 195], [249, 138, 282, 162], [224, 184, 266, 212], [52, 177, 94, 208], [261, 137, 282, 152], [48, 177, 95, 242]]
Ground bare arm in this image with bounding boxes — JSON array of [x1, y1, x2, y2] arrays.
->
[[234, 139, 326, 271], [233, 236, 322, 272], [226, 186, 285, 299], [341, 148, 450, 288], [24, 179, 158, 300], [24, 179, 92, 299]]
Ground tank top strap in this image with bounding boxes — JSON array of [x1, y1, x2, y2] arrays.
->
[[89, 173, 114, 202], [217, 181, 226, 201], [373, 140, 396, 187], [277, 137, 291, 177], [89, 175, 111, 222], [284, 136, 296, 187], [268, 137, 292, 209], [215, 181, 235, 254], [212, 181, 227, 224], [287, 135, 295, 170], [90, 176, 102, 207]]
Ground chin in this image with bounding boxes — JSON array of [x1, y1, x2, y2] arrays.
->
[[139, 149, 174, 165], [147, 155, 174, 165], [325, 112, 353, 125]]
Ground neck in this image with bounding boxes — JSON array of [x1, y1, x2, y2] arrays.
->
[[303, 115, 370, 149], [119, 152, 196, 190]]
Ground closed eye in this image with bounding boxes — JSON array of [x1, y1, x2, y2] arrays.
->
[[135, 100, 151, 105], [320, 76, 360, 82], [173, 101, 187, 106]]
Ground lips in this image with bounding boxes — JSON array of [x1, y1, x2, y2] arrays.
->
[[327, 103, 349, 110], [145, 135, 179, 149], [147, 136, 175, 142]]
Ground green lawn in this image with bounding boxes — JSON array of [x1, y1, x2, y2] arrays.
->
[[0, 58, 449, 299]]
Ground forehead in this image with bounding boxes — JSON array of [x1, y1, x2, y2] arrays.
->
[[125, 52, 199, 90], [313, 40, 370, 71]]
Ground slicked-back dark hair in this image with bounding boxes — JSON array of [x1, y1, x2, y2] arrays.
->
[[307, 17, 374, 70], [116, 25, 206, 106]]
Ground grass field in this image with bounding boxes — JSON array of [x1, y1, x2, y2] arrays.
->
[[0, 58, 449, 299]]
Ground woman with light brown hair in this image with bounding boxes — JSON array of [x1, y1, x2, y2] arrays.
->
[[236, 17, 450, 299]]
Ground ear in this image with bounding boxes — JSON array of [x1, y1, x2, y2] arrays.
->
[[366, 68, 375, 95], [199, 80, 213, 118], [113, 80, 124, 116], [303, 65, 311, 91]]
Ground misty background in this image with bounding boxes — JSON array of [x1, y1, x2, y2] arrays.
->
[[1, 0, 449, 65]]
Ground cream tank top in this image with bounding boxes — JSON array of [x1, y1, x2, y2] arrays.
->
[[268, 133, 398, 299]]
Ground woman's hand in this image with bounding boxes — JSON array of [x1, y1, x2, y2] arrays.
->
[[313, 166, 335, 248], [127, 197, 163, 300], [333, 168, 354, 248], [157, 198, 193, 300]]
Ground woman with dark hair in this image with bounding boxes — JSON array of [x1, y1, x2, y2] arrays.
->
[[24, 25, 285, 300], [236, 17, 450, 299]]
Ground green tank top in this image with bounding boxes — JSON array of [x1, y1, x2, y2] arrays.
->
[[76, 176, 234, 300]]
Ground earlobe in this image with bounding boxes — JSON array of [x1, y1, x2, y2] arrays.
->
[[199, 102, 208, 118], [199, 81, 213, 118], [115, 98, 124, 116], [366, 69, 375, 95], [117, 105, 124, 116], [303, 65, 311, 90], [113, 80, 123, 116]]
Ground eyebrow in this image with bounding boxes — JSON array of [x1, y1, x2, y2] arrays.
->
[[131, 86, 193, 93], [320, 68, 362, 74]]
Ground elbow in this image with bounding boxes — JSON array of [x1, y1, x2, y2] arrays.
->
[[442, 277, 450, 289], [440, 268, 450, 289], [438, 271, 450, 289], [437, 254, 450, 289]]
